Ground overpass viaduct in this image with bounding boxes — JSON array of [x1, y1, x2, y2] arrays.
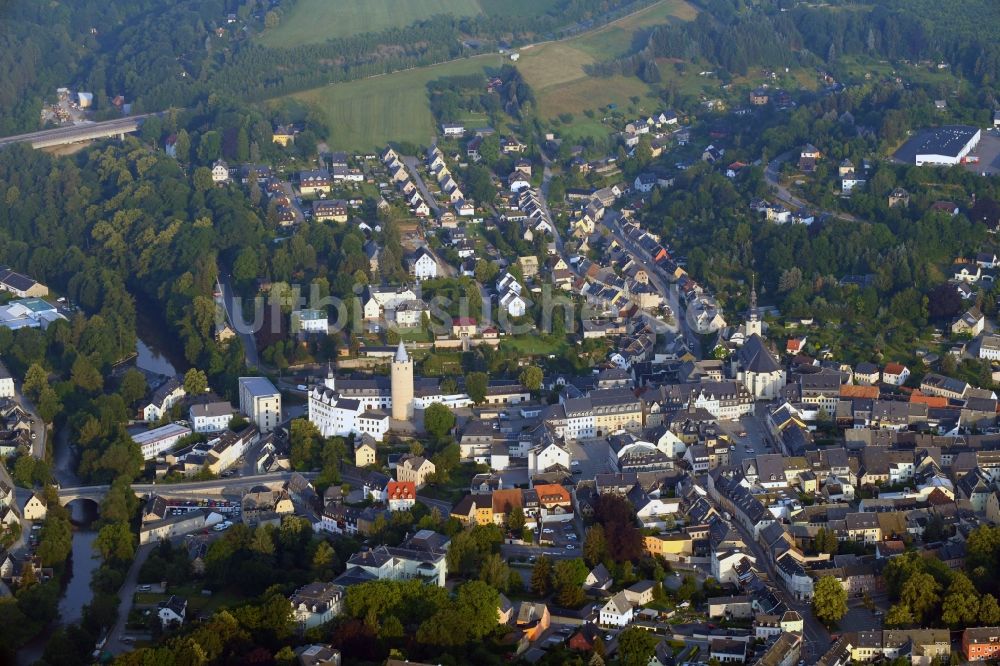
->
[[0, 114, 152, 150], [58, 471, 317, 507]]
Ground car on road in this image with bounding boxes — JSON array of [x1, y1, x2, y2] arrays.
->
[[565, 544, 575, 550], [729, 445, 735, 452], [568, 534, 577, 540], [737, 430, 747, 437], [542, 528, 553, 533], [138, 585, 151, 592], [604, 634, 613, 641]]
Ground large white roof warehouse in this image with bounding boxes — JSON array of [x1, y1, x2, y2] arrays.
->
[[912, 125, 982, 166]]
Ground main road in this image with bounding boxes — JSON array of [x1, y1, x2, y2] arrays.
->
[[0, 114, 153, 149], [725, 505, 830, 662], [58, 470, 314, 503]]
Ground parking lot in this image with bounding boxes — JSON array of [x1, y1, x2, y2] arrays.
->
[[539, 519, 579, 553], [964, 130, 1000, 175], [715, 412, 773, 466], [566, 438, 616, 480]]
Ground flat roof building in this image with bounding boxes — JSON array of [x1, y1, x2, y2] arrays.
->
[[239, 377, 281, 433], [898, 125, 982, 166]]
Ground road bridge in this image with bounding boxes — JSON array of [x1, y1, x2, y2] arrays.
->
[[57, 471, 316, 507], [0, 115, 151, 150]]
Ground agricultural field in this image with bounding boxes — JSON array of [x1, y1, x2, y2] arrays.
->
[[273, 0, 700, 149], [516, 0, 698, 121], [259, 0, 483, 47], [284, 56, 504, 151]]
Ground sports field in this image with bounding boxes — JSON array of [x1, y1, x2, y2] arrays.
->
[[259, 0, 482, 47], [284, 56, 503, 151]]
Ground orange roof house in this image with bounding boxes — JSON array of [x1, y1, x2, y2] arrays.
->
[[840, 385, 880, 400], [386, 481, 416, 500], [909, 392, 949, 408]]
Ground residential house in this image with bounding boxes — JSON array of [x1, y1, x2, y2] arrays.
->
[[140, 377, 186, 422], [22, 494, 47, 521], [211, 160, 229, 183], [516, 602, 550, 642], [289, 582, 343, 631], [953, 307, 985, 336], [190, 401, 236, 433], [408, 248, 439, 281], [158, 596, 187, 628], [386, 481, 416, 511], [584, 563, 613, 591], [397, 454, 436, 488], [355, 440, 377, 467], [599, 591, 634, 627], [882, 363, 909, 386]]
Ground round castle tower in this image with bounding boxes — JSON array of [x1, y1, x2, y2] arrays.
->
[[390, 340, 414, 420]]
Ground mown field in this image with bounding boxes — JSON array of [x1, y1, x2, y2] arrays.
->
[[516, 0, 698, 119], [284, 56, 503, 150], [259, 0, 483, 47], [272, 0, 700, 149]]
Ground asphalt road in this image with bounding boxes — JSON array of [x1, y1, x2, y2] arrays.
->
[[0, 114, 154, 148], [217, 273, 260, 368], [726, 510, 831, 660], [401, 155, 442, 218], [764, 150, 857, 222]]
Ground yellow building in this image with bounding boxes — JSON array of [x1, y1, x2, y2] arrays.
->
[[644, 534, 692, 560], [272, 125, 295, 147]]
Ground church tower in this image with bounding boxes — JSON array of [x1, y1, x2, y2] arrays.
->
[[746, 275, 762, 338], [391, 340, 414, 420]]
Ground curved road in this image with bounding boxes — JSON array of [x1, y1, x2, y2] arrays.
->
[[217, 274, 260, 368], [764, 150, 857, 222]]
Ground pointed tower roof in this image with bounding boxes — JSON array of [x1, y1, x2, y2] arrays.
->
[[394, 340, 409, 363]]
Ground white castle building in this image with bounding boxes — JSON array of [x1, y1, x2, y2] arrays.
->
[[307, 342, 472, 440]]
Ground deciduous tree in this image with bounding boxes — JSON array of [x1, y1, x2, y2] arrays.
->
[[812, 575, 848, 626]]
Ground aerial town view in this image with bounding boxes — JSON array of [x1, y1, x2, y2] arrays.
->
[[4, 0, 1000, 665]]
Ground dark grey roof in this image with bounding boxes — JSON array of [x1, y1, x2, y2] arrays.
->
[[737, 334, 781, 373]]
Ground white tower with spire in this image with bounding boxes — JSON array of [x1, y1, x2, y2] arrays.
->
[[746, 275, 762, 338], [390, 340, 414, 420]]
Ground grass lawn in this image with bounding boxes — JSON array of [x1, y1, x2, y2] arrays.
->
[[281, 56, 504, 151], [421, 462, 483, 503], [499, 335, 568, 356], [259, 0, 482, 48], [135, 585, 245, 617]]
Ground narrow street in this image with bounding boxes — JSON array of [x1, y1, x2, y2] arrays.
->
[[217, 273, 260, 369], [105, 543, 155, 655], [12, 383, 47, 460], [401, 156, 441, 217], [278, 182, 305, 224], [725, 507, 831, 662]]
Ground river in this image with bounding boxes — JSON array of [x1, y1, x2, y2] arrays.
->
[[17, 502, 101, 665], [18, 333, 177, 664], [136, 337, 178, 377]]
